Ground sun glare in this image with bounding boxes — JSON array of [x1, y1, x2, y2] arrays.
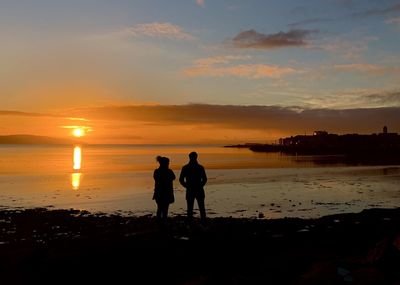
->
[[73, 128, 85, 137]]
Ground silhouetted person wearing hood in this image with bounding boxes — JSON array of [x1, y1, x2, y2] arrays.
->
[[179, 152, 207, 223], [153, 156, 175, 226]]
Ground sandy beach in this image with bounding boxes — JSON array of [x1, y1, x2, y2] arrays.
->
[[0, 207, 399, 284]]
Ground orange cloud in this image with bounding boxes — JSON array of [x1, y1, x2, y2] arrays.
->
[[184, 56, 296, 79], [385, 17, 400, 27], [196, 0, 204, 7], [117, 22, 194, 40], [333, 63, 400, 75], [62, 125, 93, 133], [314, 36, 378, 60]]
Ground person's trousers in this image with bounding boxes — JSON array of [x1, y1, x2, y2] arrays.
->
[[156, 202, 169, 225], [186, 196, 206, 222]]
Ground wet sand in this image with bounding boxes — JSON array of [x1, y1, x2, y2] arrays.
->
[[2, 165, 400, 219], [2, 145, 400, 219], [0, 207, 399, 284]]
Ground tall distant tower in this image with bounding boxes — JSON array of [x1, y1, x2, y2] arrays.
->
[[383, 126, 388, 134]]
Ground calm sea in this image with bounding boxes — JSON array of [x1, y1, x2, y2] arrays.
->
[[0, 144, 399, 218]]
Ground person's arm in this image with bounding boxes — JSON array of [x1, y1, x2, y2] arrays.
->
[[201, 166, 207, 186], [153, 170, 158, 200], [179, 167, 187, 188], [170, 169, 176, 181]]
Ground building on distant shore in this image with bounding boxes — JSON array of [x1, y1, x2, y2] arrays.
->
[[278, 126, 400, 153], [313, 130, 328, 136]]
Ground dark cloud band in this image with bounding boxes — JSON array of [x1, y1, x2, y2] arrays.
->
[[352, 3, 400, 17], [231, 29, 317, 49], [65, 103, 400, 134]]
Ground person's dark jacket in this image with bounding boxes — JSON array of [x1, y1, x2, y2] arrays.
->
[[153, 168, 175, 204], [179, 162, 207, 199]]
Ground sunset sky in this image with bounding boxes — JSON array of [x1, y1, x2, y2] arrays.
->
[[1, 0, 400, 144]]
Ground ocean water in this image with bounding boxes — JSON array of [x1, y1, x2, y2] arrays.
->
[[0, 144, 399, 218]]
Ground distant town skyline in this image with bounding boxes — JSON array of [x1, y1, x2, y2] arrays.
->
[[1, 0, 400, 143]]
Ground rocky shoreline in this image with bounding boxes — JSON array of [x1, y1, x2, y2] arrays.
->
[[0, 207, 399, 284]]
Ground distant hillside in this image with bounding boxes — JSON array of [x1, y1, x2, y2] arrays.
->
[[0, 135, 80, 145]]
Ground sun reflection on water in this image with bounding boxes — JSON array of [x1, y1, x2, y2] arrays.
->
[[71, 172, 82, 190], [72, 146, 82, 190], [73, 146, 82, 170]]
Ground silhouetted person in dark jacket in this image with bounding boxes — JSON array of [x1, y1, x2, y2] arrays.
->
[[153, 156, 175, 226], [179, 152, 207, 223]]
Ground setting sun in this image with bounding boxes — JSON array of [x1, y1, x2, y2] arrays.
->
[[73, 128, 84, 137]]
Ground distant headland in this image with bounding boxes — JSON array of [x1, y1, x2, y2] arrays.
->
[[226, 126, 400, 156]]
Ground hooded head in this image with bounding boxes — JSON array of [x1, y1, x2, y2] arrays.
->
[[156, 156, 170, 168]]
